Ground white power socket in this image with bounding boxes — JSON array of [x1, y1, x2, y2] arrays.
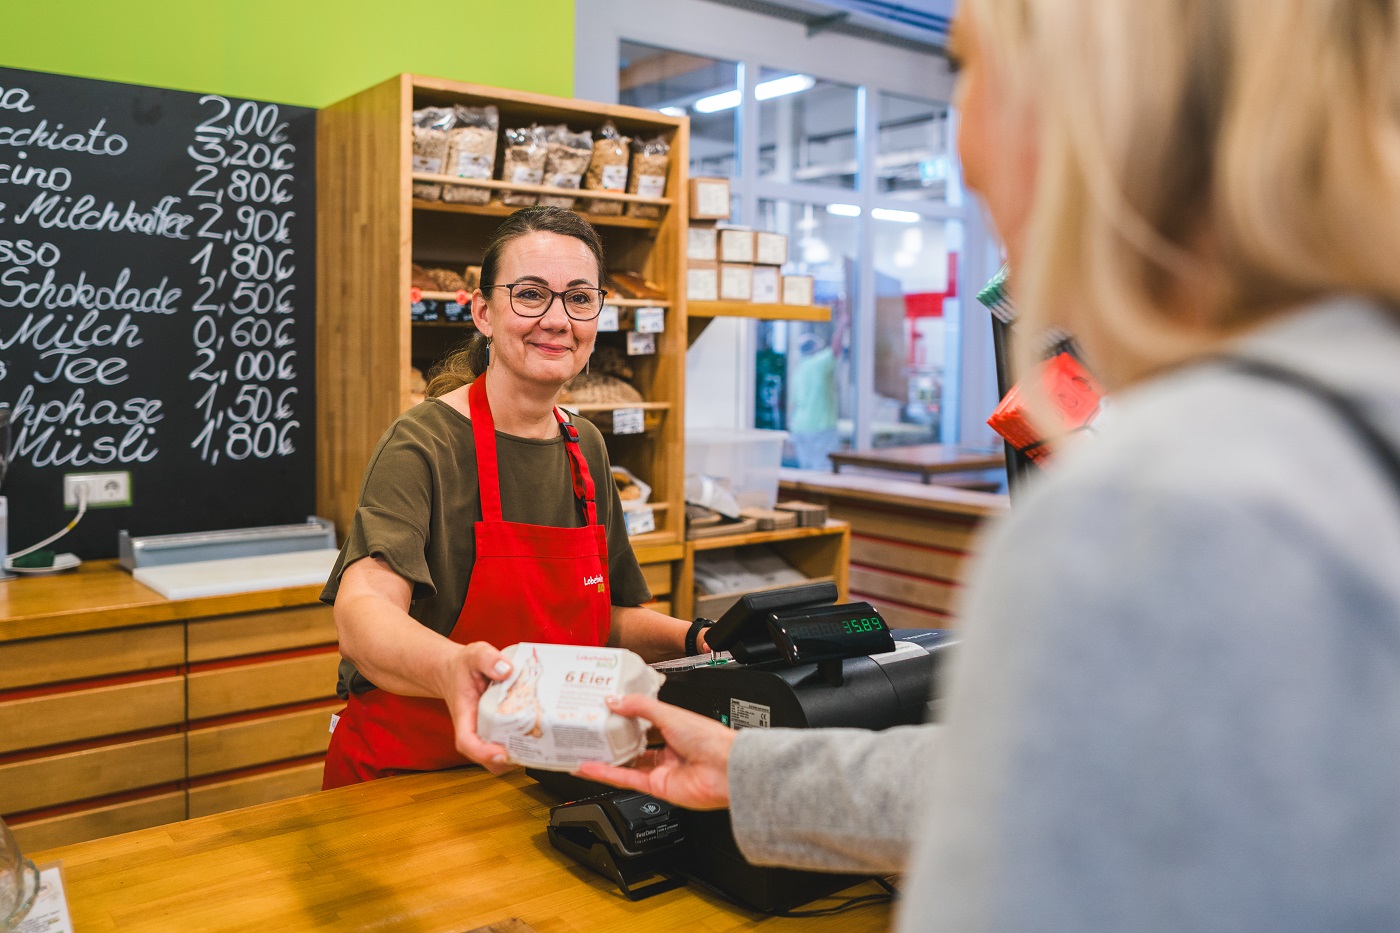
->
[[63, 471, 133, 509]]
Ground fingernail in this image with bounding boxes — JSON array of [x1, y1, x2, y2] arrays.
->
[[493, 660, 511, 676], [605, 695, 620, 707], [492, 754, 507, 764]]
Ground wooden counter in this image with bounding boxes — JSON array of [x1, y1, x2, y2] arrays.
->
[[1, 562, 338, 852], [29, 768, 892, 932], [778, 469, 1009, 629]]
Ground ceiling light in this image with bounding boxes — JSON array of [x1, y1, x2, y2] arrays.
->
[[658, 106, 686, 117], [755, 74, 816, 101], [871, 208, 921, 223], [825, 203, 861, 217], [693, 89, 741, 113]]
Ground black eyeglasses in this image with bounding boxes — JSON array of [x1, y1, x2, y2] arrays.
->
[[482, 283, 608, 321]]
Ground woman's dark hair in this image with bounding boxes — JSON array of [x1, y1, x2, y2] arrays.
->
[[426, 206, 607, 397]]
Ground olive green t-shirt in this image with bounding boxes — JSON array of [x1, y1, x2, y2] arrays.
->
[[322, 398, 651, 698]]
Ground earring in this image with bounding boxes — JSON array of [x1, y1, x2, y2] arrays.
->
[[486, 338, 492, 365]]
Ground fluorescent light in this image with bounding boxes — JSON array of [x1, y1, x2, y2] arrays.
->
[[694, 89, 741, 113], [755, 74, 816, 101], [659, 106, 686, 117], [825, 203, 861, 217], [871, 208, 921, 223]]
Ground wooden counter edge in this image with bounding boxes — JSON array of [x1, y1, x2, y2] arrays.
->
[[0, 560, 326, 643], [779, 468, 1009, 519]]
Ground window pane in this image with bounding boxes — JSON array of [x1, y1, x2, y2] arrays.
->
[[754, 199, 859, 469], [758, 69, 858, 190], [618, 41, 739, 178], [870, 214, 963, 447], [876, 91, 956, 204]]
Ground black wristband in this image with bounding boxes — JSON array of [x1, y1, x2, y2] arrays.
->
[[686, 618, 715, 656]]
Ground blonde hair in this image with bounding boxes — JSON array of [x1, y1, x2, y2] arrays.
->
[[965, 0, 1400, 388]]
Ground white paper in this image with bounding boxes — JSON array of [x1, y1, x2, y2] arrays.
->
[[18, 866, 75, 933], [634, 306, 666, 334], [596, 305, 620, 332], [635, 174, 666, 199], [623, 507, 656, 536], [511, 166, 544, 186], [412, 155, 442, 174], [612, 407, 645, 435], [626, 331, 656, 355], [601, 163, 628, 190]]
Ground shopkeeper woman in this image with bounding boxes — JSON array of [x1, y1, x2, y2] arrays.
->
[[321, 206, 706, 789]]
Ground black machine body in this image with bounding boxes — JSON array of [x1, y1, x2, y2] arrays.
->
[[547, 790, 686, 901]]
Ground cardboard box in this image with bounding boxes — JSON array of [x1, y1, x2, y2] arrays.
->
[[687, 225, 718, 262], [689, 177, 731, 220], [687, 261, 719, 302], [781, 274, 815, 306], [750, 265, 780, 303], [755, 231, 788, 266], [720, 263, 754, 301], [719, 228, 756, 263]]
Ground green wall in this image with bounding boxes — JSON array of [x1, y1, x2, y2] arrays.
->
[[0, 0, 574, 108]]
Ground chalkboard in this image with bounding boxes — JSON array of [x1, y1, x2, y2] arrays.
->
[[0, 67, 316, 559]]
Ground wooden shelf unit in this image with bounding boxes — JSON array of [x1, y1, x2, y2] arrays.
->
[[678, 520, 850, 620], [687, 301, 832, 346], [317, 75, 689, 556]]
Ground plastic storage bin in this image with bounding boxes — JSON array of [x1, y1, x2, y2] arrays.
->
[[685, 429, 788, 511]]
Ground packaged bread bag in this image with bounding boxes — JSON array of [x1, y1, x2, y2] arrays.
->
[[625, 134, 671, 219], [498, 125, 548, 207], [411, 106, 455, 201], [538, 125, 594, 209], [581, 120, 631, 215], [441, 104, 500, 205], [477, 643, 664, 771]]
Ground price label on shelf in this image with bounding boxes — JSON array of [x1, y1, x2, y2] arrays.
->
[[627, 331, 656, 355], [634, 306, 666, 334], [612, 407, 645, 435], [624, 506, 656, 536], [596, 305, 620, 332]]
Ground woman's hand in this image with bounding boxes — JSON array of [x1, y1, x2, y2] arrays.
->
[[575, 694, 735, 810], [441, 642, 516, 775]]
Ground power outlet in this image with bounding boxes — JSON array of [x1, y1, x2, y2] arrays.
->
[[63, 471, 133, 509]]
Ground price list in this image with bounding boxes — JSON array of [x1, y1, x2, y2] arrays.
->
[[184, 97, 302, 465]]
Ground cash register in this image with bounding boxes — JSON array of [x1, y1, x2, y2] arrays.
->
[[536, 582, 954, 912]]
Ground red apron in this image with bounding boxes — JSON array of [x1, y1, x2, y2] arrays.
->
[[322, 374, 611, 788]]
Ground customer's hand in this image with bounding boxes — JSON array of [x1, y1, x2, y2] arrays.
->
[[443, 642, 516, 775], [576, 694, 734, 810]]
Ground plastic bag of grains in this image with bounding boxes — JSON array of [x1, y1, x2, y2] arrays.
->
[[581, 120, 631, 215], [441, 104, 500, 205], [625, 134, 671, 219], [537, 125, 595, 209], [411, 106, 455, 201], [497, 124, 549, 207]]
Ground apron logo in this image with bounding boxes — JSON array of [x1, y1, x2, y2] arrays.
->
[[584, 574, 605, 592]]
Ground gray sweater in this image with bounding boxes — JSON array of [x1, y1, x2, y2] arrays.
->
[[728, 298, 1400, 931]]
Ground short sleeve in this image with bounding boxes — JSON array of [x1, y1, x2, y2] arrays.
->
[[321, 424, 439, 605]]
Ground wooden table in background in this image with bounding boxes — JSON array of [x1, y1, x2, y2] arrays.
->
[[828, 445, 1006, 484], [30, 768, 893, 932]]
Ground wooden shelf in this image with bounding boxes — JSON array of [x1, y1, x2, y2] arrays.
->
[[412, 198, 662, 230], [689, 301, 831, 322], [688, 519, 850, 552], [606, 298, 671, 307], [409, 320, 474, 328], [565, 401, 670, 413], [412, 174, 671, 206], [627, 530, 680, 548]]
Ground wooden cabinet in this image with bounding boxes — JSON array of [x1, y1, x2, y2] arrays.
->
[[317, 75, 689, 560], [0, 565, 337, 853], [682, 522, 851, 622]]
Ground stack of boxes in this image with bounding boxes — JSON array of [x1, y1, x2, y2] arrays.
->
[[685, 177, 815, 306]]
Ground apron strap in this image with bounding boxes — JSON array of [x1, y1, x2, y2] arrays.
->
[[469, 373, 600, 526], [554, 410, 600, 527], [468, 375, 504, 522]]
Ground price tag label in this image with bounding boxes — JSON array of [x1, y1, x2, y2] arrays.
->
[[596, 305, 620, 332], [612, 407, 645, 435], [624, 506, 656, 536], [627, 331, 656, 355], [634, 306, 666, 334]]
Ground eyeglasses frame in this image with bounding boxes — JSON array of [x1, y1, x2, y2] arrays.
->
[[481, 282, 609, 322]]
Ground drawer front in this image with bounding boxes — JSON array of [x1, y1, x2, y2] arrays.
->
[[0, 624, 183, 691], [639, 561, 673, 598], [187, 761, 325, 819], [187, 702, 339, 778], [850, 535, 968, 583], [849, 566, 960, 616], [828, 503, 981, 553], [0, 675, 186, 755], [0, 733, 185, 815], [186, 651, 343, 721], [9, 790, 186, 854], [187, 605, 337, 662]]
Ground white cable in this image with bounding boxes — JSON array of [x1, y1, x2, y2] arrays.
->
[[5, 485, 88, 563]]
